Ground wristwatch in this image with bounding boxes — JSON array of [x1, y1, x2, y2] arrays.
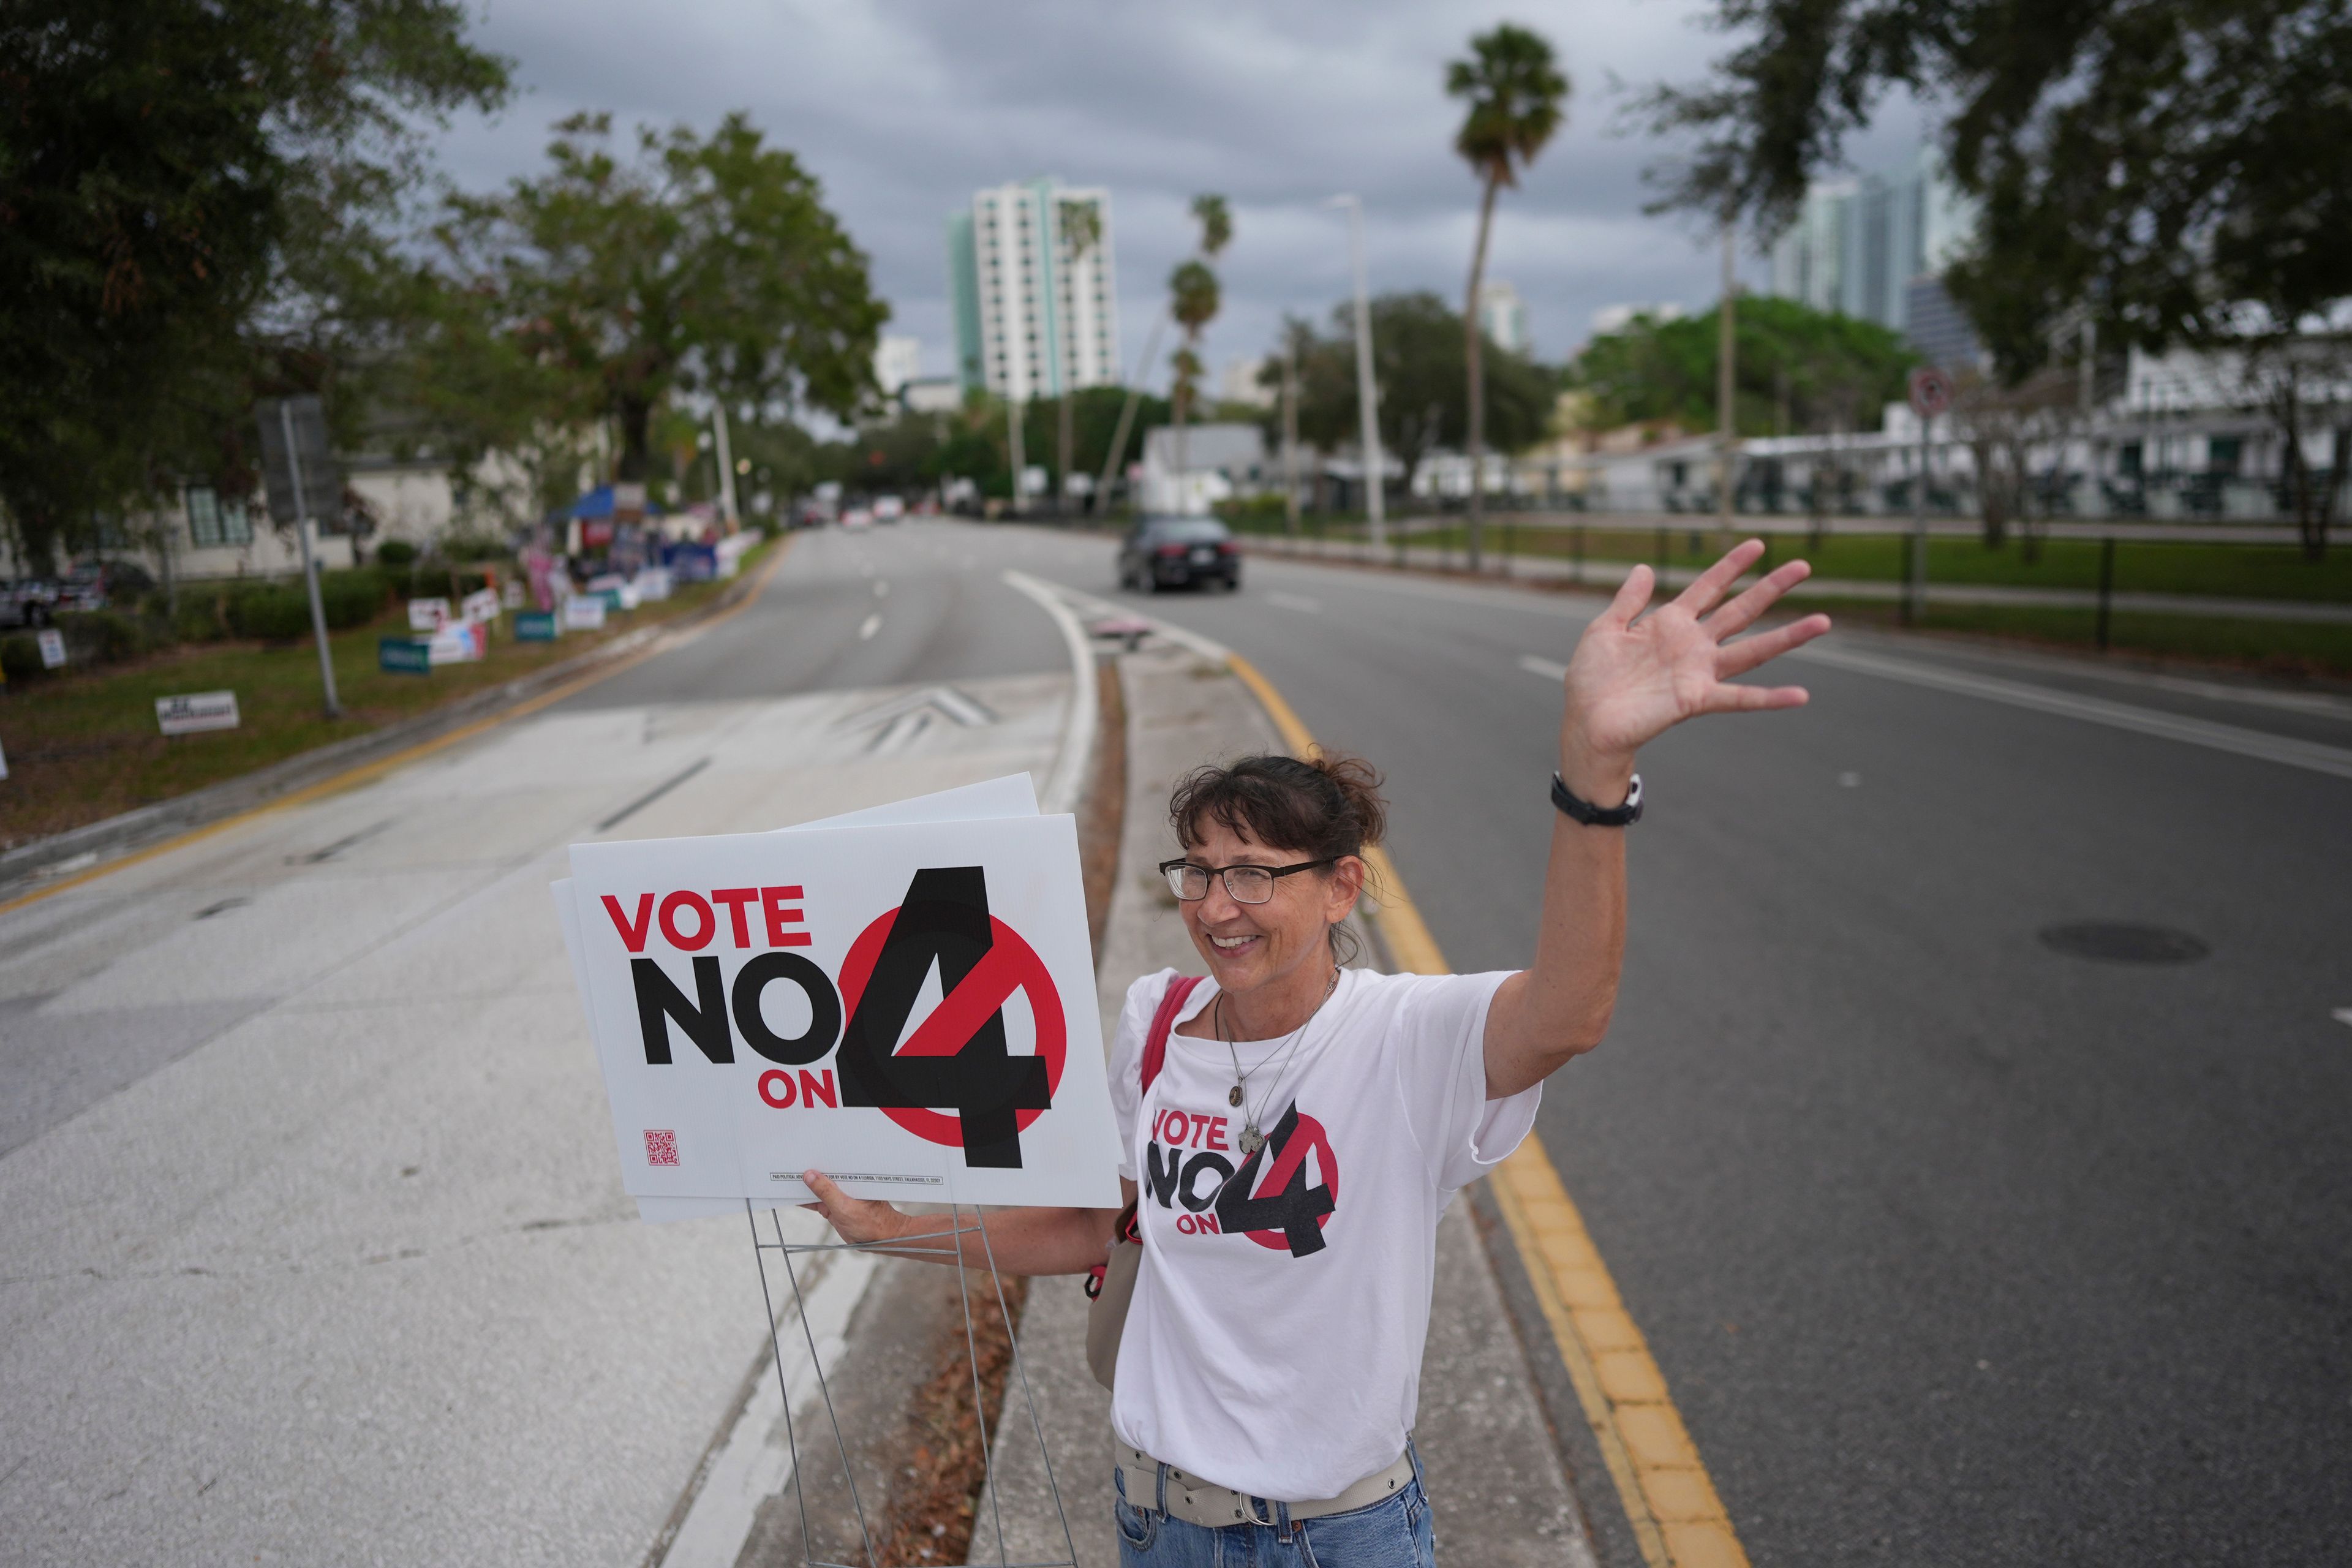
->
[[1550, 771, 1643, 826]]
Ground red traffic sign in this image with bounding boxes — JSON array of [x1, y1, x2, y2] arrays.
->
[[1909, 367, 1954, 419]]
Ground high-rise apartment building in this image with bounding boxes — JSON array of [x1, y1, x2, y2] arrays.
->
[[947, 178, 1120, 401], [1765, 148, 1974, 338], [1477, 281, 1529, 355]]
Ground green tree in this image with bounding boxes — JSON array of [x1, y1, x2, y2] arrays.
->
[[1569, 296, 1916, 438], [0, 0, 509, 570], [1291, 293, 1551, 498], [438, 112, 886, 486], [1447, 23, 1568, 566], [1168, 194, 1232, 501], [1642, 0, 2352, 554]]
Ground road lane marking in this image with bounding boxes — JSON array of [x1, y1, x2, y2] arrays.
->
[[2334, 1008, 2352, 1028], [1222, 648, 1741, 1568], [1264, 590, 1322, 613], [0, 539, 794, 921], [858, 612, 883, 640], [1000, 571, 1099, 816], [1521, 654, 1569, 682], [1790, 642, 2352, 782]]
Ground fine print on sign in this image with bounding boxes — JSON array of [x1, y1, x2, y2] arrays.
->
[[553, 775, 1119, 1216], [1909, 366, 1954, 420], [157, 690, 240, 736]]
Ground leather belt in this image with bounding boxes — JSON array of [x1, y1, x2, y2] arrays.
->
[[1114, 1441, 1417, 1529]]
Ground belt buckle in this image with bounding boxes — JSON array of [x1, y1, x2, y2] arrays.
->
[[1238, 1490, 1275, 1528]]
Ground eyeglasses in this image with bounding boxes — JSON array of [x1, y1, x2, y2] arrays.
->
[[1159, 857, 1335, 905]]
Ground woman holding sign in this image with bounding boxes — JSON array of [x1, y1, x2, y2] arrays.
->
[[807, 540, 1830, 1565]]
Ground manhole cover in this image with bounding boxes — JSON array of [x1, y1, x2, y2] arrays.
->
[[2037, 922, 2209, 964]]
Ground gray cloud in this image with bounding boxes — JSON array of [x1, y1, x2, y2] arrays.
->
[[441, 0, 1931, 389]]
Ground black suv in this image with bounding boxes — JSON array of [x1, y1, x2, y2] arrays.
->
[[1118, 517, 1240, 594]]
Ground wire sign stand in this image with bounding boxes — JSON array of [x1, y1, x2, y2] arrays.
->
[[743, 1189, 1080, 1568]]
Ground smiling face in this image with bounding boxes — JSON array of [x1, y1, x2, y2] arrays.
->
[[1177, 818, 1365, 1008]]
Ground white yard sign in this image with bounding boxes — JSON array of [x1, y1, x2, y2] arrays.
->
[[156, 690, 241, 735], [407, 597, 450, 631], [557, 785, 1116, 1213]]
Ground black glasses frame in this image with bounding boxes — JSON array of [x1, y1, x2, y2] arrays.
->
[[1158, 856, 1336, 904]]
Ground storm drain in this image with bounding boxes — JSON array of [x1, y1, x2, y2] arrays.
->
[[2038, 922, 2210, 965]]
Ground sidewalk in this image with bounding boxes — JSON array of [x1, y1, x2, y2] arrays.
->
[[968, 614, 1598, 1567], [0, 660, 1071, 1566], [1242, 532, 2352, 625]]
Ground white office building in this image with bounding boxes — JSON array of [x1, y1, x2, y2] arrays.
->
[[873, 335, 921, 399], [947, 178, 1120, 402]]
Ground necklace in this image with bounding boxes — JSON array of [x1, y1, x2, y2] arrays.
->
[[1216, 966, 1339, 1156]]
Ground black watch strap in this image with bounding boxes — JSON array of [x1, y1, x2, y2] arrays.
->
[[1551, 770, 1643, 826]]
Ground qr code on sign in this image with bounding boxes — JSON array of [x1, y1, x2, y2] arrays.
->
[[644, 1129, 680, 1167]]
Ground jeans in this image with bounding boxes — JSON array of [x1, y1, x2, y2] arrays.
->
[[1112, 1443, 1436, 1567]]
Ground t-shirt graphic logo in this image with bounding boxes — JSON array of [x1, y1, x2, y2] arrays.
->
[[1215, 1102, 1338, 1257], [835, 865, 1065, 1168]]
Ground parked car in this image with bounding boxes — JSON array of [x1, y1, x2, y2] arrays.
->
[[841, 507, 874, 529], [53, 564, 115, 613], [1118, 517, 1241, 594], [872, 496, 905, 522], [0, 579, 58, 628]]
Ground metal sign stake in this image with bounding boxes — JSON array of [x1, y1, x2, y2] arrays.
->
[[276, 399, 342, 718]]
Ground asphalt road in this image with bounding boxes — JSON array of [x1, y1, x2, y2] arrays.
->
[[963, 520, 2352, 1566], [6, 517, 2345, 1564]]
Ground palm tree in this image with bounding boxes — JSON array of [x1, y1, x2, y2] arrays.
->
[[1054, 198, 1102, 518], [1168, 194, 1231, 513], [1448, 24, 1568, 570]]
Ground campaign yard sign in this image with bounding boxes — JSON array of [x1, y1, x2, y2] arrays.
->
[[157, 690, 240, 735], [514, 611, 559, 641], [408, 598, 451, 632], [564, 595, 608, 631], [462, 587, 502, 624], [378, 636, 433, 675], [561, 807, 1117, 1211], [36, 628, 66, 669]]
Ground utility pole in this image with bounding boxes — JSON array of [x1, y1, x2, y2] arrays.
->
[[1332, 194, 1386, 549], [1716, 214, 1738, 544], [260, 396, 342, 720], [1282, 339, 1302, 537], [712, 404, 740, 530], [1006, 395, 1026, 516], [1098, 314, 1167, 519]]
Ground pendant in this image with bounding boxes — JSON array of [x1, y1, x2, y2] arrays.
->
[[1229, 1084, 1243, 1107], [1238, 1125, 1266, 1156]]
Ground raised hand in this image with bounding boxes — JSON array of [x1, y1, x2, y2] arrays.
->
[[1558, 540, 1831, 779]]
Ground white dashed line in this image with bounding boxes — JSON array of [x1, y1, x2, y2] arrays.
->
[[859, 613, 882, 641], [1519, 655, 1569, 682], [2333, 1008, 2352, 1028], [1265, 590, 1322, 613]]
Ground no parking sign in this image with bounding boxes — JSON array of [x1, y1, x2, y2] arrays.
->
[[557, 795, 1118, 1212]]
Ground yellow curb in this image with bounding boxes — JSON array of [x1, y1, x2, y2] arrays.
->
[[1222, 644, 1749, 1568], [0, 538, 793, 921]]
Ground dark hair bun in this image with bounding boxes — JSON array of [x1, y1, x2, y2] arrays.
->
[[1167, 750, 1387, 860]]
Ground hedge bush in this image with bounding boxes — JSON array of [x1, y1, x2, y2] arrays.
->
[[375, 538, 418, 567], [57, 609, 154, 664], [1, 633, 43, 685]]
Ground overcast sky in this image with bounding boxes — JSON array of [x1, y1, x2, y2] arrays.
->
[[437, 1, 1927, 390]]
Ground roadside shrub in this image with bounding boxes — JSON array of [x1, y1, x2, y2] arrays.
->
[[319, 569, 389, 628], [225, 586, 312, 641], [374, 538, 418, 568], [1, 634, 43, 685], [441, 532, 510, 562], [175, 592, 230, 643], [57, 609, 153, 665]]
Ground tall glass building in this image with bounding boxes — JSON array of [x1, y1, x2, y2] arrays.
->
[[947, 178, 1120, 401], [1765, 146, 1977, 355]]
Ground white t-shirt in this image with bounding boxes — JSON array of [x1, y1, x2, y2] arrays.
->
[[1106, 965, 1541, 1501]]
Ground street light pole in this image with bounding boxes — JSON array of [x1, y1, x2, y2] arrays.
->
[[1331, 195, 1386, 550], [280, 400, 341, 719], [712, 404, 740, 530], [1717, 214, 1738, 543]]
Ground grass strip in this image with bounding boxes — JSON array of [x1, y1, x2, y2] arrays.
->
[[0, 545, 769, 849]]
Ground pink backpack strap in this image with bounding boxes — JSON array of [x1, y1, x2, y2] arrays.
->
[[1141, 974, 1205, 1096]]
